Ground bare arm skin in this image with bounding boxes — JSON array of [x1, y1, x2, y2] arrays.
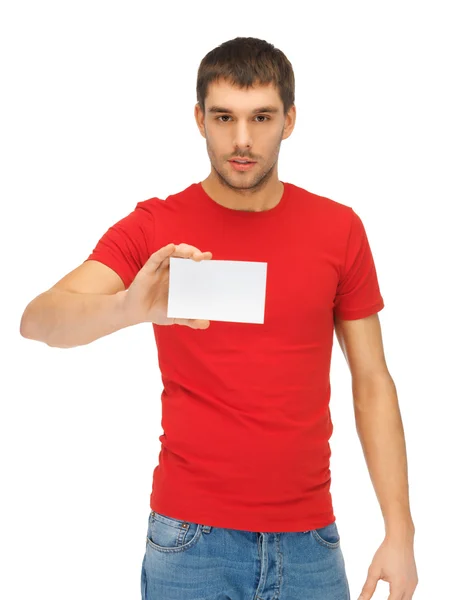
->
[[19, 243, 213, 349], [19, 261, 132, 348], [334, 313, 415, 542]]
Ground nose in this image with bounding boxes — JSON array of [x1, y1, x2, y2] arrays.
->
[[232, 121, 253, 151]]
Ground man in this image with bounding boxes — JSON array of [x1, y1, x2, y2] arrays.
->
[[20, 37, 418, 599]]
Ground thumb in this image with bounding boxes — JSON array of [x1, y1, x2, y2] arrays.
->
[[143, 243, 176, 274], [358, 570, 379, 600]]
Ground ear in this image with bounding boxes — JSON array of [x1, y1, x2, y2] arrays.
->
[[282, 105, 296, 141], [194, 103, 206, 138]]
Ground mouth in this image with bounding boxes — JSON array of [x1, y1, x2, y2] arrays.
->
[[229, 159, 257, 171]]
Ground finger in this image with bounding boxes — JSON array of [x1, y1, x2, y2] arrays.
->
[[172, 318, 211, 329], [173, 243, 213, 260], [143, 243, 177, 274], [403, 587, 418, 600], [159, 246, 212, 273], [386, 588, 406, 600], [143, 243, 212, 276], [358, 570, 379, 599]]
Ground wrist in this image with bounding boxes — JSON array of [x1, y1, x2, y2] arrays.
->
[[116, 289, 141, 328], [385, 518, 415, 542]]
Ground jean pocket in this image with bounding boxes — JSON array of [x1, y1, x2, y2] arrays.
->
[[311, 521, 341, 548], [146, 510, 202, 553]]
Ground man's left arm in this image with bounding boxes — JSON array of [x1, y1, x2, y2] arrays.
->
[[334, 312, 418, 600]]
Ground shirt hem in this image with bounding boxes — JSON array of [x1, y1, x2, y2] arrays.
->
[[334, 299, 385, 320], [150, 494, 335, 533]]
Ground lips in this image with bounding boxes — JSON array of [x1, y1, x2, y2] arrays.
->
[[229, 159, 257, 171]]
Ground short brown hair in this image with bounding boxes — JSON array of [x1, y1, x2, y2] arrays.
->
[[196, 37, 295, 117]]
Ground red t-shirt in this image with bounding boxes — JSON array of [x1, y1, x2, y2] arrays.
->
[[85, 181, 384, 533]]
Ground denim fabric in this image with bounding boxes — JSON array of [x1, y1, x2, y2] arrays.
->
[[141, 509, 350, 599]]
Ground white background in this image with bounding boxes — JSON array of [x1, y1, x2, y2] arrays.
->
[[2, 1, 454, 598]]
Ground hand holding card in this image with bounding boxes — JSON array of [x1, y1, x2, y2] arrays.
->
[[123, 242, 213, 329]]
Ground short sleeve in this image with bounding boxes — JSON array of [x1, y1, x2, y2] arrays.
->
[[333, 208, 385, 320], [84, 202, 154, 289]]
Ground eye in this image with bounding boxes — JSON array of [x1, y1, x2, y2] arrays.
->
[[217, 115, 270, 123]]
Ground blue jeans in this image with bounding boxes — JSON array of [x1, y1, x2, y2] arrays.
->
[[141, 509, 351, 599]]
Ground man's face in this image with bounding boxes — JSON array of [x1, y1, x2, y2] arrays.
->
[[195, 78, 295, 191]]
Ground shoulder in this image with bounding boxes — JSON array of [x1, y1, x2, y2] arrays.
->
[[134, 182, 198, 218], [288, 182, 352, 213], [286, 181, 355, 235]]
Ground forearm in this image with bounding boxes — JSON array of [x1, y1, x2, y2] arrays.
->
[[20, 289, 132, 348], [353, 373, 415, 541]]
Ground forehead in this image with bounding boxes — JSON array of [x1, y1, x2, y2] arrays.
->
[[205, 78, 281, 112]]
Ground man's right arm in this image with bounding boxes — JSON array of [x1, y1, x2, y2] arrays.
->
[[19, 261, 134, 349]]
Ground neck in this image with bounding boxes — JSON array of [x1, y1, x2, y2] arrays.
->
[[201, 171, 284, 212]]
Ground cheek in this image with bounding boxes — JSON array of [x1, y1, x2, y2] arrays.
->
[[206, 135, 227, 158]]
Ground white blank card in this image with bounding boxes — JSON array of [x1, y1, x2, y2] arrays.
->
[[167, 257, 268, 324]]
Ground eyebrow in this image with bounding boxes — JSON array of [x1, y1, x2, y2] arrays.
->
[[207, 105, 280, 114]]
